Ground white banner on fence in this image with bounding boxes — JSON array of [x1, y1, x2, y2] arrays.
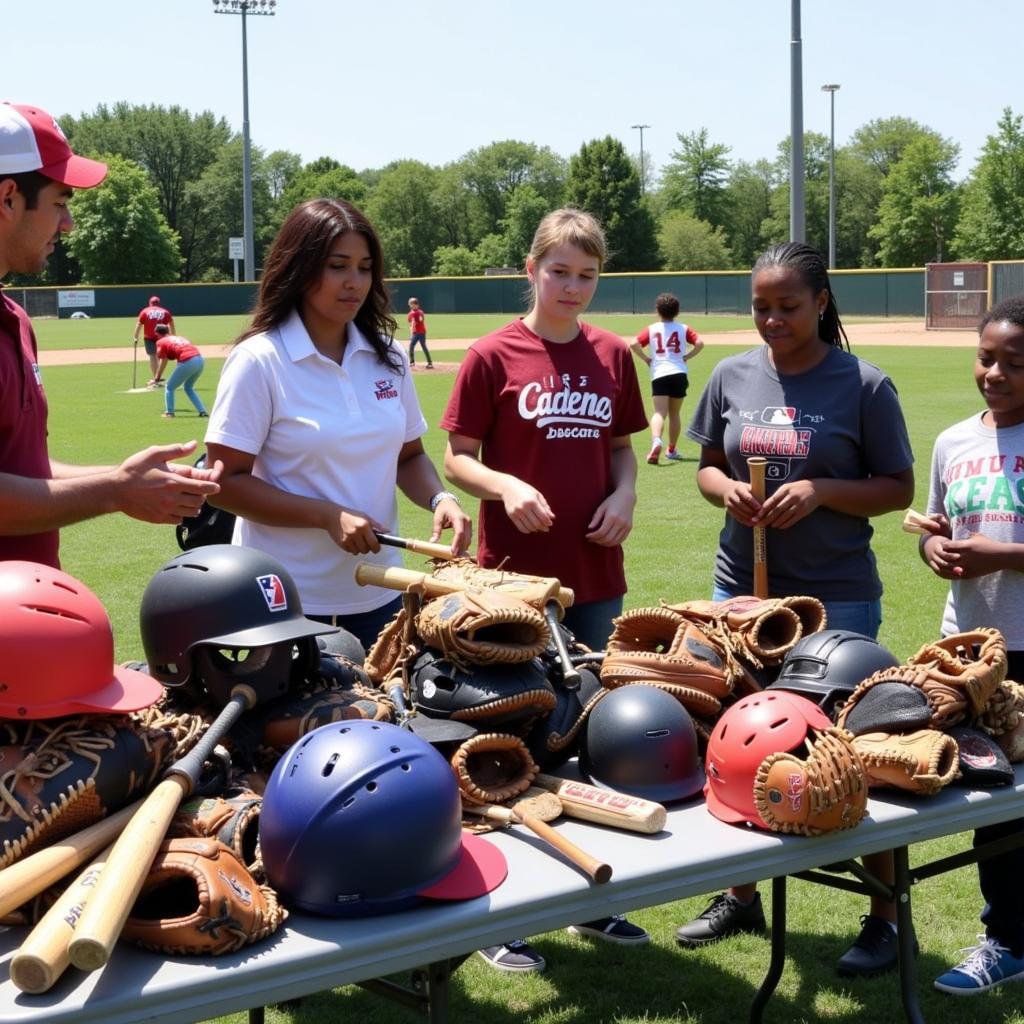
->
[[57, 290, 96, 309]]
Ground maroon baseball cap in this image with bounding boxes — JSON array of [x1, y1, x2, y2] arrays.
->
[[149, 295, 161, 305], [0, 103, 107, 189]]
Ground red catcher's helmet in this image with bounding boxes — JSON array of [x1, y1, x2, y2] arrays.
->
[[0, 562, 164, 718], [704, 691, 830, 828]]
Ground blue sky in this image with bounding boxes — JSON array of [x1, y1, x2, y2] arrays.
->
[[13, 1, 1020, 181]]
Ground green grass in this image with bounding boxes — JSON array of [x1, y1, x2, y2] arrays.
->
[[41, 342, 1023, 1024]]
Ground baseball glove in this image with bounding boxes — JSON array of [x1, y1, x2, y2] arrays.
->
[[905, 628, 1007, 727], [122, 837, 286, 956], [450, 732, 538, 806], [948, 726, 1014, 787], [416, 589, 549, 666], [428, 557, 566, 611], [523, 665, 604, 771], [363, 605, 410, 685], [851, 730, 959, 794], [0, 713, 181, 870], [753, 726, 867, 836], [169, 783, 264, 878], [602, 606, 733, 714], [978, 678, 1024, 762], [835, 673, 933, 736]]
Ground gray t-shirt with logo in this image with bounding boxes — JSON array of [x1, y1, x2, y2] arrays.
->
[[687, 345, 913, 601]]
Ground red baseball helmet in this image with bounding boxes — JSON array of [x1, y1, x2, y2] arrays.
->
[[704, 690, 830, 828], [0, 562, 164, 718]]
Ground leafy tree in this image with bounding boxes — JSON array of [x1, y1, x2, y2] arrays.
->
[[834, 149, 883, 268], [432, 163, 476, 248], [565, 137, 658, 271], [955, 108, 1024, 260], [276, 158, 368, 218], [658, 211, 732, 270], [849, 116, 939, 177], [263, 150, 302, 200], [722, 159, 776, 267], [367, 160, 441, 277], [870, 134, 960, 265], [67, 155, 180, 284], [760, 133, 832, 258], [474, 234, 510, 271], [500, 184, 549, 268], [432, 245, 482, 276], [661, 128, 732, 228]]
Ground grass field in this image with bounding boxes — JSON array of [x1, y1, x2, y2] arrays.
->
[[42, 339, 1024, 1024]]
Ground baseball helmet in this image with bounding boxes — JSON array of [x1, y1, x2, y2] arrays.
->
[[260, 720, 507, 916], [175, 454, 238, 552], [139, 545, 335, 698], [0, 561, 163, 718], [580, 684, 705, 803], [705, 690, 830, 828], [769, 630, 899, 719], [524, 663, 603, 772], [317, 627, 366, 667], [409, 649, 556, 728]]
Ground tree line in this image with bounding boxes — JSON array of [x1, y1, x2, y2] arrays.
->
[[21, 102, 1024, 286]]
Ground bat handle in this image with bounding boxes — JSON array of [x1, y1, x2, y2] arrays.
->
[[747, 457, 769, 599], [516, 812, 612, 883], [375, 532, 459, 561], [544, 601, 582, 688]]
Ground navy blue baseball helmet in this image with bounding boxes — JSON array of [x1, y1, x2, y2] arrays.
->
[[259, 721, 507, 916]]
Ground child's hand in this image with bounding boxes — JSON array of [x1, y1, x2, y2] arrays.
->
[[921, 534, 963, 579], [755, 480, 819, 529], [941, 533, 1007, 579], [722, 479, 761, 527], [500, 478, 554, 534], [585, 489, 635, 547]]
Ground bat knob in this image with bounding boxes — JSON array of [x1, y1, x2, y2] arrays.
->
[[68, 936, 109, 971]]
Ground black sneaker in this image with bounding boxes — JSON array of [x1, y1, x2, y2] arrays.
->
[[476, 939, 546, 973], [675, 892, 767, 947], [836, 915, 917, 977], [567, 915, 650, 945]]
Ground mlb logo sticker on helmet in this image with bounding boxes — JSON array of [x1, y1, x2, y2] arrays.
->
[[257, 574, 288, 612]]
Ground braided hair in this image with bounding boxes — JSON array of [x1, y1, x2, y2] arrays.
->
[[752, 243, 849, 351]]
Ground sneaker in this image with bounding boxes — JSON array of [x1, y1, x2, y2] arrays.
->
[[836, 915, 917, 977], [568, 915, 650, 945], [934, 936, 1024, 995], [675, 892, 766, 947], [646, 442, 662, 465], [197, 411, 208, 418], [665, 448, 684, 461], [161, 412, 175, 418], [476, 939, 546, 973]]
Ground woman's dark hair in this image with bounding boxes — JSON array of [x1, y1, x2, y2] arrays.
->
[[655, 292, 680, 320], [980, 296, 1024, 333], [238, 198, 400, 371], [752, 242, 849, 350]]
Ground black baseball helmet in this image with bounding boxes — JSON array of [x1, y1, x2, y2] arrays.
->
[[580, 684, 705, 804], [769, 629, 899, 719], [140, 545, 335, 699]]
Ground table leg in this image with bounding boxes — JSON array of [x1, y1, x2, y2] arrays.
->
[[750, 876, 787, 1024], [892, 845, 925, 1024], [247, 1008, 264, 1024], [424, 959, 451, 1024]]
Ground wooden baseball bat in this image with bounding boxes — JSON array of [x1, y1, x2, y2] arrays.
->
[[462, 803, 612, 883], [355, 562, 575, 609], [374, 532, 459, 561], [68, 684, 259, 972], [10, 846, 113, 994], [532, 775, 667, 834], [0, 800, 141, 920], [747, 456, 769, 599]]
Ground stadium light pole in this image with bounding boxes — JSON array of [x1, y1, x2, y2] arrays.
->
[[822, 84, 841, 269], [631, 124, 650, 194], [789, 0, 805, 242], [212, 0, 278, 281]]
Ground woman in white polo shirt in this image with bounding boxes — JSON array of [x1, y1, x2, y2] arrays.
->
[[205, 199, 470, 651]]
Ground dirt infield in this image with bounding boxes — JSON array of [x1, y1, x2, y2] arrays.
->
[[38, 320, 976, 367]]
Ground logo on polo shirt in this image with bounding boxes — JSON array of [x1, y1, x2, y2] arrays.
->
[[256, 574, 288, 612], [374, 378, 398, 401]]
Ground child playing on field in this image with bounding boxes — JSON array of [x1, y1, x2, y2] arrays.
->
[[407, 297, 433, 368], [152, 323, 207, 418], [919, 295, 1024, 995], [630, 292, 703, 464], [441, 207, 650, 973]]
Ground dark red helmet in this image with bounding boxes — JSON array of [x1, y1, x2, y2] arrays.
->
[[705, 691, 830, 827], [0, 561, 163, 718]]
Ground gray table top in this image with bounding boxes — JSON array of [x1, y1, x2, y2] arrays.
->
[[1, 768, 1021, 1024]]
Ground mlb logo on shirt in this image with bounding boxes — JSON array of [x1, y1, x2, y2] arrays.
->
[[763, 406, 797, 425], [256, 574, 288, 612]]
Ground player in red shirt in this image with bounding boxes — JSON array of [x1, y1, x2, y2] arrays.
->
[[152, 324, 207, 418], [133, 296, 176, 385], [441, 208, 650, 968], [406, 297, 433, 368], [631, 292, 703, 464]]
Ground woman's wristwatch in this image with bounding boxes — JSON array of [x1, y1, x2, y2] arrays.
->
[[429, 490, 461, 513]]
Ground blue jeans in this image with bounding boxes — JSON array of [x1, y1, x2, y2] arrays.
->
[[711, 585, 882, 640], [408, 334, 432, 365], [308, 595, 403, 654], [561, 596, 624, 652], [166, 356, 206, 415]]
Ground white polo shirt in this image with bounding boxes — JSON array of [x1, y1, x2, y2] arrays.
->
[[205, 310, 428, 614]]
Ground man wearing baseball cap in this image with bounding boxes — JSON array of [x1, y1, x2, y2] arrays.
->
[[132, 294, 176, 386], [0, 102, 221, 569]]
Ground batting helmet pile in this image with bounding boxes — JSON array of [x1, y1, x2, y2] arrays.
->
[[704, 690, 831, 827], [139, 545, 335, 703], [580, 684, 705, 803], [0, 561, 163, 718], [259, 720, 507, 916], [769, 630, 899, 718]]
